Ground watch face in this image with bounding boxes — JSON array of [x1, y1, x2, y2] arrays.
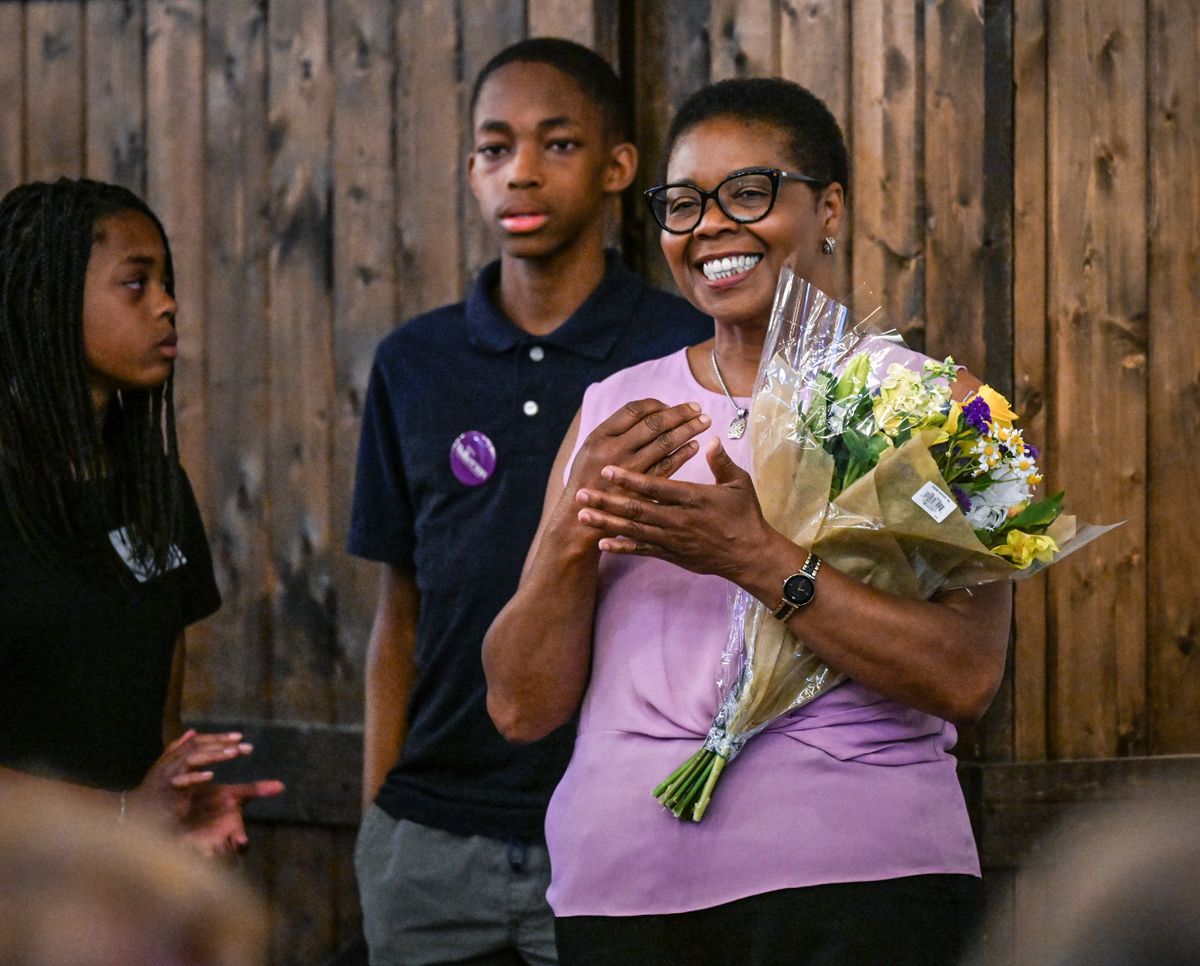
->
[[783, 573, 815, 607]]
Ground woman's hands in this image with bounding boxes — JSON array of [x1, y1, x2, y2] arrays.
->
[[574, 436, 773, 585], [560, 398, 711, 522], [127, 729, 284, 856]]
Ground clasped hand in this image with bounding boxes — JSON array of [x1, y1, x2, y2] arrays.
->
[[572, 400, 771, 583], [129, 728, 284, 857]]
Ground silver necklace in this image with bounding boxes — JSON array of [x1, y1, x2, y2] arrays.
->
[[710, 348, 749, 439]]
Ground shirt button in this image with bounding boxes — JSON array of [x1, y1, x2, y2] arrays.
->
[[529, 345, 545, 361], [523, 400, 539, 417]]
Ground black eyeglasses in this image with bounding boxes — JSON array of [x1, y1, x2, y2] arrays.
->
[[643, 167, 827, 234]]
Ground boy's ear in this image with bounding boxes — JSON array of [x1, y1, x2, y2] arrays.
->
[[602, 142, 638, 194], [466, 152, 481, 201]]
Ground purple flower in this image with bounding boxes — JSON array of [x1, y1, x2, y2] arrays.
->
[[951, 485, 973, 513], [963, 396, 991, 433], [1025, 443, 1040, 459]]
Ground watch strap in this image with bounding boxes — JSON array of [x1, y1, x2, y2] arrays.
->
[[771, 552, 822, 621]]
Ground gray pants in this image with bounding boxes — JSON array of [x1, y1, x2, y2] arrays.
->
[[355, 806, 558, 966]]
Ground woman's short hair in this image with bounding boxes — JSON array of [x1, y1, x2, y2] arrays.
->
[[664, 77, 849, 197]]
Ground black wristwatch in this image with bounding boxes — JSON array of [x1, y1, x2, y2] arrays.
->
[[772, 553, 822, 621]]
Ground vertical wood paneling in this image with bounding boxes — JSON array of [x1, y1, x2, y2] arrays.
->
[[709, 0, 778, 81], [0, 3, 24, 197], [779, 0, 850, 294], [849, 0, 922, 346], [1046, 0, 1147, 759], [25, 1, 83, 179], [1012, 0, 1049, 762], [396, 0, 462, 315], [84, 0, 145, 190], [528, 0, 595, 46], [331, 0, 396, 727], [7, 2, 1199, 961], [1147, 0, 1200, 753], [266, 1, 339, 955], [629, 0, 711, 289], [924, 0, 986, 374], [459, 0, 526, 285], [202, 0, 272, 719], [267, 0, 335, 724], [146, 0, 211, 706]]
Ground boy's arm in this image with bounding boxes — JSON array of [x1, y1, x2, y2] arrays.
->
[[362, 562, 419, 811]]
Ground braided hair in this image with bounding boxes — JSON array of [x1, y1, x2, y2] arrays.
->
[[0, 178, 181, 575]]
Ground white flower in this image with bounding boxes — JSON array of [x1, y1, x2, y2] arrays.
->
[[964, 470, 1033, 531]]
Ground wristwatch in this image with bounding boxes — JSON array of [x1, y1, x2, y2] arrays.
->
[[772, 553, 822, 621]]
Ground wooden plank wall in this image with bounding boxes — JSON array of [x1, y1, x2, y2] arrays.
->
[[1, 1, 1197, 962]]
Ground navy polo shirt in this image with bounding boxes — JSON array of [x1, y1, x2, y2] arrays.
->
[[348, 253, 711, 839]]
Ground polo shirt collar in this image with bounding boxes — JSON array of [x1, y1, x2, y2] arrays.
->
[[465, 251, 643, 361]]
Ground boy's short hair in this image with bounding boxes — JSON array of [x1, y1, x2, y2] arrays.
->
[[469, 37, 631, 142], [664, 78, 849, 197]]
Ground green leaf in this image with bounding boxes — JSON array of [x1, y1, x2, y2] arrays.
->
[[1004, 491, 1064, 532]]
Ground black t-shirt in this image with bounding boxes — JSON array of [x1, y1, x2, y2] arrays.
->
[[0, 468, 221, 790], [348, 254, 712, 839]]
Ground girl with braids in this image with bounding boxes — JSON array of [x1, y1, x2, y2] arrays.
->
[[0, 178, 282, 855]]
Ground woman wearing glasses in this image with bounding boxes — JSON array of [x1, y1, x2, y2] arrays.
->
[[483, 78, 1010, 966]]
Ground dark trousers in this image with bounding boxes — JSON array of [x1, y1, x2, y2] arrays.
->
[[554, 874, 982, 966]]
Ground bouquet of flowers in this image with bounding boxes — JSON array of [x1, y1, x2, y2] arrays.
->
[[653, 267, 1114, 822]]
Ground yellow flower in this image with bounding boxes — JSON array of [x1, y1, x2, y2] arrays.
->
[[993, 529, 1058, 568], [833, 352, 872, 401], [934, 400, 962, 444], [976, 385, 1018, 430]]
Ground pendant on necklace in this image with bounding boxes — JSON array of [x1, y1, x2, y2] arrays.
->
[[728, 409, 748, 440]]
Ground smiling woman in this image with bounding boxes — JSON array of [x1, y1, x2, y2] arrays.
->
[[483, 77, 1009, 966], [0, 178, 281, 856]]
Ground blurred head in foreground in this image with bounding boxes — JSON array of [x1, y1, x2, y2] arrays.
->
[[0, 782, 267, 966], [972, 793, 1200, 965]]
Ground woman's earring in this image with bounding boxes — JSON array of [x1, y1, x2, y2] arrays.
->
[[822, 236, 837, 255]]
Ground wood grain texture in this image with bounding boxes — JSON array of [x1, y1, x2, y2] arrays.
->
[[201, 0, 274, 719], [146, 0, 212, 708], [1012, 0, 1049, 763], [1147, 0, 1200, 753], [0, 2, 24, 197], [849, 0, 922, 347], [924, 0, 986, 374], [84, 0, 145, 190], [331, 0, 397, 725], [528, 0, 595, 46], [779, 0, 850, 294], [25, 1, 83, 180], [1045, 0, 1148, 759], [267, 0, 337, 723], [396, 0, 462, 315], [709, 0, 778, 81]]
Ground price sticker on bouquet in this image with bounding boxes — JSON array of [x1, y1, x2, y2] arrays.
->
[[912, 481, 957, 523]]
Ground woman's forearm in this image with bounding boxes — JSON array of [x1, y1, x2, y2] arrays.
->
[[483, 495, 601, 743], [738, 528, 1012, 725]]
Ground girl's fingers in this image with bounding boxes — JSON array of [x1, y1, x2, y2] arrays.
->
[[184, 742, 252, 769], [171, 770, 215, 788]]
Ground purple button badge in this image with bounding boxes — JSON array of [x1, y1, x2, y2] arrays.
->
[[450, 431, 497, 486]]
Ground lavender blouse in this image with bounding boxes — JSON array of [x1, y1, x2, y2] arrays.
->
[[544, 347, 979, 917]]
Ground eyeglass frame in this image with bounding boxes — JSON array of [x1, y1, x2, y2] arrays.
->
[[643, 166, 829, 235]]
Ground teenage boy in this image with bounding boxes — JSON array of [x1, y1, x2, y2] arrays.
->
[[349, 38, 711, 966]]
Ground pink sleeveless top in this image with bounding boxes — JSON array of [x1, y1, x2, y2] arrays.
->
[[544, 347, 980, 917]]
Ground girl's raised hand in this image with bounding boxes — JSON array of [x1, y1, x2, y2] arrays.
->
[[127, 729, 275, 837], [575, 437, 772, 583]]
